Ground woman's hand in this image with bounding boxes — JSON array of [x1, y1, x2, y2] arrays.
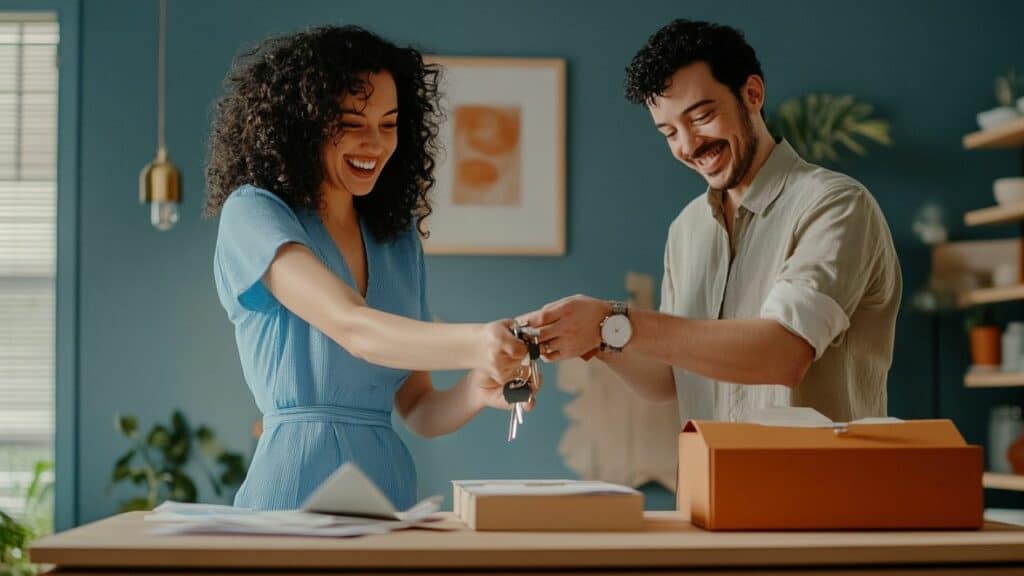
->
[[470, 369, 542, 412], [475, 319, 528, 384]]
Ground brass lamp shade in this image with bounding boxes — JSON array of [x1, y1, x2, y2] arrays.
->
[[139, 147, 181, 204], [140, 147, 181, 231]]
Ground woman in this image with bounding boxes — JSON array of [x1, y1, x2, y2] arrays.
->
[[205, 25, 530, 511]]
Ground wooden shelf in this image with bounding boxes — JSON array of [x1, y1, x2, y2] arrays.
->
[[958, 284, 1024, 307], [964, 116, 1024, 149], [965, 371, 1024, 388], [984, 472, 1024, 491], [965, 203, 1024, 226]]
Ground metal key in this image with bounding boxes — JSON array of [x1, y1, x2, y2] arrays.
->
[[504, 375, 531, 441], [503, 324, 541, 441]]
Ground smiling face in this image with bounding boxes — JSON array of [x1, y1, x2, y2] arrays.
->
[[649, 61, 762, 192], [321, 71, 399, 199]]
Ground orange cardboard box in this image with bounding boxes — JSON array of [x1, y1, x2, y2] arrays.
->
[[678, 419, 983, 531]]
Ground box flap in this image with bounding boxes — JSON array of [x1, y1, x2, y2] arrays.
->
[[681, 419, 967, 450]]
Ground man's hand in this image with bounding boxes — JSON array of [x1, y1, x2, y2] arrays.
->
[[517, 295, 612, 361]]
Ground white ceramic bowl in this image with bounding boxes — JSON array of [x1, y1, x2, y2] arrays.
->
[[978, 106, 1021, 131], [993, 263, 1020, 287], [994, 177, 1024, 205]]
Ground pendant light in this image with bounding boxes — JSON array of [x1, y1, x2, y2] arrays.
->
[[139, 0, 180, 231]]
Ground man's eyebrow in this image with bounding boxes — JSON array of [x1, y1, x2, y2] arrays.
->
[[682, 99, 715, 116], [655, 99, 715, 129]]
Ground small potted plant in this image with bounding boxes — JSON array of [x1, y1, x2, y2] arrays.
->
[[966, 306, 1001, 368], [2, 460, 53, 576], [977, 66, 1023, 131]]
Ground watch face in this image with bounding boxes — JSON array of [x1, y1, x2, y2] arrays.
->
[[602, 314, 632, 348]]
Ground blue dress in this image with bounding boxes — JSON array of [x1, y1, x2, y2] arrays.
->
[[213, 185, 428, 510]]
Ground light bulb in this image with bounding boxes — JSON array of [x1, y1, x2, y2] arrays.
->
[[150, 200, 179, 231]]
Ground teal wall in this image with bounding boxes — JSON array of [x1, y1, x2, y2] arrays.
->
[[35, 0, 1024, 523]]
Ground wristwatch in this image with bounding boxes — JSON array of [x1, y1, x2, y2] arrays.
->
[[599, 301, 632, 352]]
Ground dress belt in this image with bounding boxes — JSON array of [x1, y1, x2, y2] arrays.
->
[[263, 405, 392, 428]]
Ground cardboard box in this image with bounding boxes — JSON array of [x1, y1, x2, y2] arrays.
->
[[678, 419, 984, 531], [452, 480, 644, 531]]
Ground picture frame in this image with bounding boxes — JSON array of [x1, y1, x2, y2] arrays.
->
[[422, 56, 565, 256]]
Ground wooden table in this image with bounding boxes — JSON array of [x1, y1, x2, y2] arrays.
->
[[30, 511, 1024, 575]]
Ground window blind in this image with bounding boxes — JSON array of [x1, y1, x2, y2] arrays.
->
[[0, 15, 58, 453]]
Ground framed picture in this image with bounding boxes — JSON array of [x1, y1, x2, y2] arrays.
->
[[423, 57, 565, 255]]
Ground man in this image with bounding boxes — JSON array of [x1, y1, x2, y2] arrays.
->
[[519, 19, 901, 424]]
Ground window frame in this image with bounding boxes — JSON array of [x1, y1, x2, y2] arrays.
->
[[0, 0, 79, 532]]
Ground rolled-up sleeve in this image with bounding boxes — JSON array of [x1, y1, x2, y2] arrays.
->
[[760, 187, 883, 359]]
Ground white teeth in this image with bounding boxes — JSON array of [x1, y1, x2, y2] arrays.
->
[[697, 143, 724, 168], [347, 157, 377, 171]]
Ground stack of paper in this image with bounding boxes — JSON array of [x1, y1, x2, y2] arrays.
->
[[144, 463, 442, 537]]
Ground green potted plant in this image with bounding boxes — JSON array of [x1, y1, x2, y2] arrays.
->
[[1, 509, 33, 576], [109, 410, 247, 512], [2, 460, 54, 576], [767, 93, 892, 164]]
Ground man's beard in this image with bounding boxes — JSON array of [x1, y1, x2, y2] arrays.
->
[[720, 108, 759, 191]]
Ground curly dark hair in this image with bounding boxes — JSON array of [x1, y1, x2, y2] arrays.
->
[[624, 19, 764, 112], [205, 25, 441, 242]]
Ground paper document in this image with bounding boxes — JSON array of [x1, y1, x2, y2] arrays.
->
[[301, 461, 411, 519], [144, 463, 442, 537], [745, 406, 903, 428]]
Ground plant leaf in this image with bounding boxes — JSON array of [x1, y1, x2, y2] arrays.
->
[[217, 452, 247, 487], [834, 131, 867, 156], [146, 425, 171, 449], [768, 92, 892, 164], [115, 414, 138, 438], [848, 120, 893, 145], [110, 449, 135, 480], [165, 436, 190, 466], [130, 469, 149, 486], [196, 426, 223, 457], [199, 439, 224, 458], [169, 472, 198, 503], [25, 460, 53, 509], [111, 461, 132, 483], [195, 425, 214, 443], [171, 410, 188, 435]]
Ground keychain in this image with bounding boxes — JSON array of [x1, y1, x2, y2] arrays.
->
[[503, 323, 540, 441]]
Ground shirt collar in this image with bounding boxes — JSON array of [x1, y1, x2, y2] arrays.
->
[[705, 139, 800, 218]]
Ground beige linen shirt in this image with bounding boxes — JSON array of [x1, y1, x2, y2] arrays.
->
[[661, 140, 901, 424]]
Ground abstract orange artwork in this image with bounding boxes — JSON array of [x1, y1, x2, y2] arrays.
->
[[452, 106, 522, 206], [421, 56, 565, 255]]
